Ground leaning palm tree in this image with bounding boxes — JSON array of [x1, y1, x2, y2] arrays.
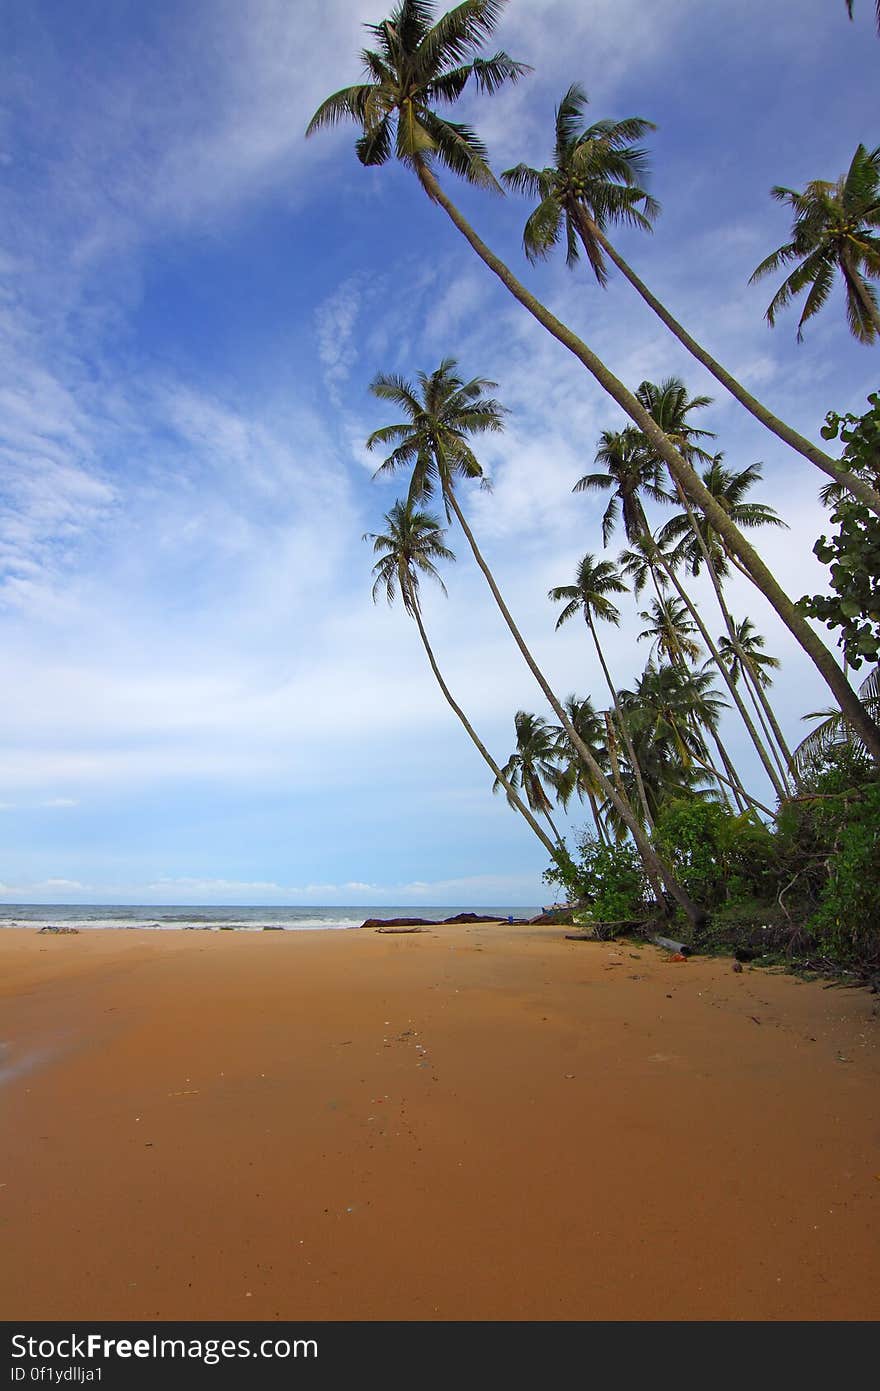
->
[[365, 357, 702, 921], [750, 143, 880, 343], [548, 553, 654, 829], [550, 695, 611, 846], [657, 453, 793, 794], [307, 0, 880, 756], [366, 499, 557, 857], [501, 82, 880, 515], [495, 711, 568, 847], [635, 384, 792, 799], [717, 617, 795, 787]]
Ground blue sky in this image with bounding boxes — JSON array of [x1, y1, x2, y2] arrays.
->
[[0, 0, 877, 906]]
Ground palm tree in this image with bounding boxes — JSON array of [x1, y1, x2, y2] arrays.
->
[[501, 83, 880, 515], [659, 458, 787, 582], [574, 426, 670, 546], [638, 596, 702, 665], [718, 617, 795, 787], [657, 453, 793, 795], [551, 695, 610, 846], [366, 499, 557, 857], [548, 553, 655, 828], [612, 663, 720, 829], [365, 357, 703, 922], [307, 0, 880, 757], [501, 83, 658, 284], [634, 383, 791, 799], [495, 711, 568, 847], [792, 666, 880, 777], [750, 143, 880, 343]]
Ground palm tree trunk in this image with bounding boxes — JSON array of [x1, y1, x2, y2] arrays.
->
[[416, 165, 880, 764], [410, 601, 558, 858], [743, 658, 797, 780], [574, 210, 880, 518], [586, 787, 609, 846], [438, 479, 704, 925], [542, 804, 565, 848], [602, 711, 665, 907], [687, 749, 774, 818], [711, 727, 750, 812], [652, 544, 788, 800], [739, 665, 795, 792], [585, 612, 655, 831], [667, 483, 792, 797]]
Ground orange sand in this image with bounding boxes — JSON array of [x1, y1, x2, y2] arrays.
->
[[1, 923, 877, 1321]]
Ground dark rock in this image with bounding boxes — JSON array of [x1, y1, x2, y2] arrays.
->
[[357, 917, 433, 930], [38, 925, 79, 934]]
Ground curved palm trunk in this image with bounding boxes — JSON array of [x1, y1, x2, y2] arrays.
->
[[666, 483, 791, 798], [711, 731, 747, 811], [410, 602, 558, 859], [742, 658, 797, 779], [585, 612, 655, 831], [652, 544, 788, 800], [574, 210, 880, 517], [739, 666, 795, 791], [687, 748, 774, 818], [438, 481, 703, 925], [540, 802, 565, 848], [586, 787, 609, 845], [602, 712, 664, 906], [416, 165, 880, 763]]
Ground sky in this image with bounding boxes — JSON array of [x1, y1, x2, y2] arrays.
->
[[0, 0, 877, 907]]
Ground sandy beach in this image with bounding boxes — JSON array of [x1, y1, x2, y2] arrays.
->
[[1, 922, 878, 1322]]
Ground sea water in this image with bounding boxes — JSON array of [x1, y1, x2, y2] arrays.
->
[[0, 904, 540, 932]]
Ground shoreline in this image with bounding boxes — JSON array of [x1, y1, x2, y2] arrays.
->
[[1, 922, 878, 1320]]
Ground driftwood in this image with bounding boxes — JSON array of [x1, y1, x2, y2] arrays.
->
[[653, 934, 692, 957], [375, 926, 426, 934]]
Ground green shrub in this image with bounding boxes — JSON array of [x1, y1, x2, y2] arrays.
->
[[653, 799, 776, 908], [544, 832, 647, 921]]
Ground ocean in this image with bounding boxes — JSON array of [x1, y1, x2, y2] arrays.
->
[[0, 903, 541, 932]]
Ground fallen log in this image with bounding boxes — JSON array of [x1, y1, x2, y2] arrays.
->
[[653, 934, 692, 957]]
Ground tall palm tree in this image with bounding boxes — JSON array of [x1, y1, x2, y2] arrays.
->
[[548, 553, 655, 828], [307, 0, 880, 757], [365, 358, 702, 921], [635, 383, 791, 799], [618, 536, 749, 812], [495, 711, 567, 847], [366, 499, 557, 857], [717, 617, 795, 786], [550, 695, 610, 846], [750, 143, 880, 343], [657, 453, 793, 794], [501, 83, 880, 515]]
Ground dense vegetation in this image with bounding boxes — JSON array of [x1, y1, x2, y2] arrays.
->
[[309, 0, 879, 973]]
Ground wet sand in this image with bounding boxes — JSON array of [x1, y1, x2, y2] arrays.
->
[[0, 923, 877, 1321]]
